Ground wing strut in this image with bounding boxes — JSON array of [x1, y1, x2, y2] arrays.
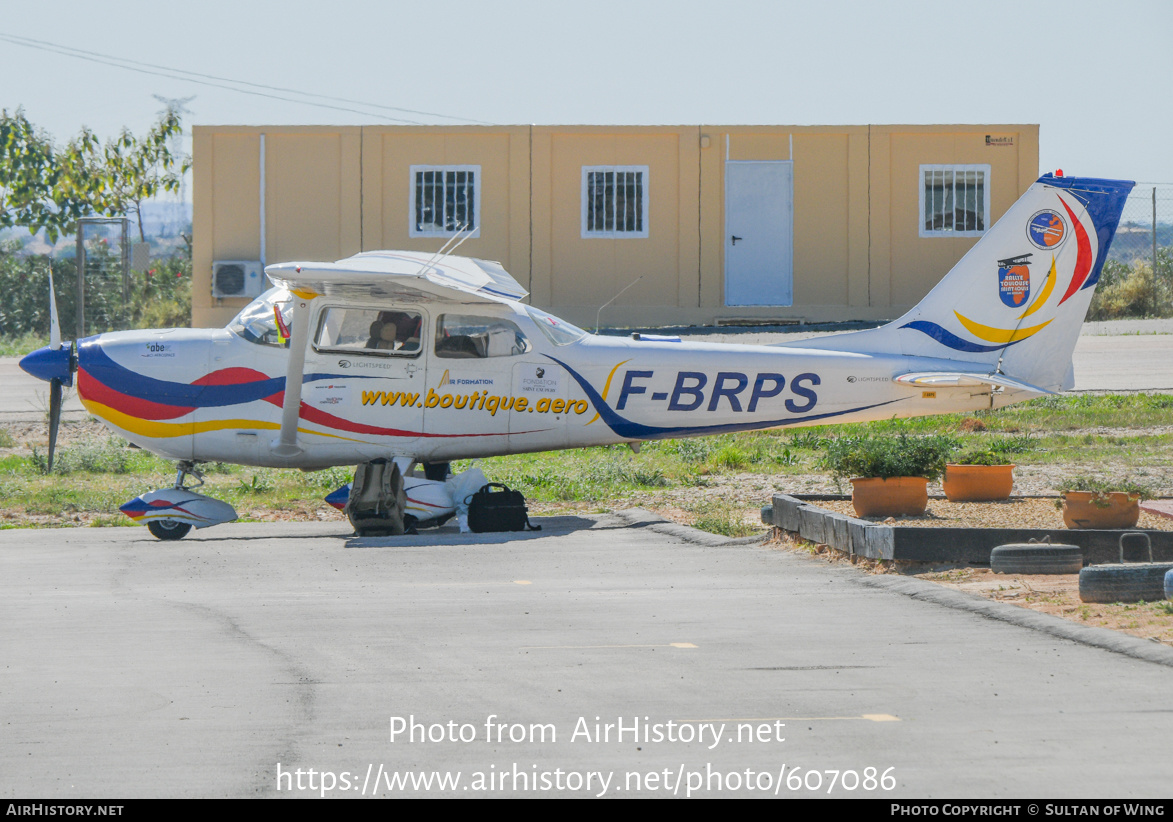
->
[[272, 290, 315, 458]]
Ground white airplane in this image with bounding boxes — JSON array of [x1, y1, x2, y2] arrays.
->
[[19, 173, 1134, 539]]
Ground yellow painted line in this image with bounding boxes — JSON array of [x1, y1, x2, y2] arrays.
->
[[514, 580, 532, 585], [669, 642, 697, 648]]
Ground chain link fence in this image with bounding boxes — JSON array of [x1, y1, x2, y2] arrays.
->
[[1109, 184, 1173, 266], [1088, 183, 1173, 320]]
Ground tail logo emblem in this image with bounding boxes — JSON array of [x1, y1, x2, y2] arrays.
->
[[1027, 210, 1066, 250], [997, 254, 1032, 307]]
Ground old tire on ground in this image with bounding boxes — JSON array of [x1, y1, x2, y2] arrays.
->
[[147, 520, 192, 541], [990, 544, 1082, 575], [1079, 563, 1173, 604]]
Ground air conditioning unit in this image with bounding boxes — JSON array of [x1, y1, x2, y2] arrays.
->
[[212, 260, 266, 299]]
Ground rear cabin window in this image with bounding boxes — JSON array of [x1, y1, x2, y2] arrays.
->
[[314, 308, 424, 356], [434, 314, 531, 359]]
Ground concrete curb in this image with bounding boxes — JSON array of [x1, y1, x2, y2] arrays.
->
[[766, 494, 1173, 564], [855, 573, 1173, 669], [611, 508, 768, 547]]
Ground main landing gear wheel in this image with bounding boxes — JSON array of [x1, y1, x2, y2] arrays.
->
[[147, 520, 192, 541]]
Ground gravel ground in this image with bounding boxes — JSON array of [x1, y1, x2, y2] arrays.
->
[[809, 496, 1173, 531], [770, 532, 1173, 648]]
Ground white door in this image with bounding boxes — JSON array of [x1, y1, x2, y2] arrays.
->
[[724, 161, 793, 306]]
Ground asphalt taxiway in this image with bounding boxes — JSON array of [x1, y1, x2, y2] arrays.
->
[[2, 322, 1172, 797], [2, 512, 1171, 798]]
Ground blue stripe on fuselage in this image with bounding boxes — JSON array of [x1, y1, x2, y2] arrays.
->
[[546, 355, 905, 439], [80, 340, 371, 408]]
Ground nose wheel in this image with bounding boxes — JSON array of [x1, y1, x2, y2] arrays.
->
[[122, 461, 237, 540], [147, 520, 192, 541]]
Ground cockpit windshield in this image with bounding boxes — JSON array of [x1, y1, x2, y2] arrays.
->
[[227, 287, 294, 347], [524, 306, 588, 346]]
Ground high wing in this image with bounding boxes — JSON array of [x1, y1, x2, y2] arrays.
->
[[264, 250, 528, 304]]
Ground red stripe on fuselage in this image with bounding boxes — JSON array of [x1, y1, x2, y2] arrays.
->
[[1058, 197, 1093, 305], [77, 368, 195, 420], [193, 367, 273, 386]]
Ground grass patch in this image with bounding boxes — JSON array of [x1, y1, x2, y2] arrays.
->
[[0, 332, 47, 358], [3, 391, 1173, 535], [30, 437, 167, 475], [683, 500, 760, 538]]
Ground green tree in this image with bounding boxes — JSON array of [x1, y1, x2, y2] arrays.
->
[[0, 107, 188, 244], [96, 106, 190, 242], [0, 109, 96, 242], [0, 109, 54, 232]]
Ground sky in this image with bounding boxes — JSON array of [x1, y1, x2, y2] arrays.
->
[[2, 0, 1171, 188]]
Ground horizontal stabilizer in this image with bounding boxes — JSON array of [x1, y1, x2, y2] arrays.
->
[[894, 371, 1055, 395]]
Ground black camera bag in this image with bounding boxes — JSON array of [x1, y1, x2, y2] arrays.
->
[[466, 483, 540, 533]]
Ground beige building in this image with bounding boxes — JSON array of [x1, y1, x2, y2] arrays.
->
[[192, 123, 1039, 329]]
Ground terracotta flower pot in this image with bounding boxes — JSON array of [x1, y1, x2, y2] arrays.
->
[[942, 464, 1014, 502], [1061, 491, 1140, 529], [850, 477, 928, 518]]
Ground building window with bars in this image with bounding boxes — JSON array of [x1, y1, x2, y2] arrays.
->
[[919, 164, 990, 238], [582, 166, 649, 238], [410, 165, 480, 238]]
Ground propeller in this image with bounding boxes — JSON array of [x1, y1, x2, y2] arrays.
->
[[47, 268, 62, 472], [19, 267, 77, 473]]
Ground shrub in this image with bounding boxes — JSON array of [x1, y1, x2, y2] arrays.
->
[[31, 437, 133, 474], [951, 436, 1033, 464], [1087, 251, 1173, 320], [0, 250, 191, 340], [951, 448, 1010, 466], [1059, 476, 1155, 500], [818, 434, 956, 481]]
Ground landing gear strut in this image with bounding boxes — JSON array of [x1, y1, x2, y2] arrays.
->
[[174, 460, 205, 490]]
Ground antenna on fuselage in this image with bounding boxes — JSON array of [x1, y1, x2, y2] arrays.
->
[[595, 275, 644, 334]]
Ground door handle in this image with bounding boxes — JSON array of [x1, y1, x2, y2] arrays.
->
[[731, 235, 743, 245]]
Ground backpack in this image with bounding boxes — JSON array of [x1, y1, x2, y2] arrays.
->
[[466, 483, 541, 533], [346, 459, 406, 536]]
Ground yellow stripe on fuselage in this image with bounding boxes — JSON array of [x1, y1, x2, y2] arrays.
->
[[953, 311, 1052, 344], [80, 397, 361, 442], [1019, 256, 1057, 319], [585, 359, 631, 426]]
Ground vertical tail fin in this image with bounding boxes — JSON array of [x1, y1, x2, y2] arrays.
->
[[790, 174, 1134, 390]]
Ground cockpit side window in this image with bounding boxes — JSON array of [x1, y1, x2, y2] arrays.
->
[[434, 314, 531, 359], [313, 307, 424, 357], [227, 287, 294, 347]]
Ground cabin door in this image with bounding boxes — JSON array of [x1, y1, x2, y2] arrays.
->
[[301, 305, 427, 457]]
